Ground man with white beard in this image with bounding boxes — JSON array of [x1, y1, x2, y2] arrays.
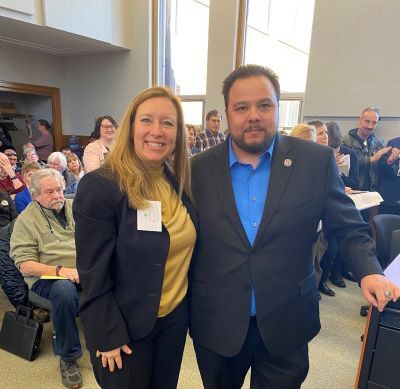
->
[[10, 168, 83, 388]]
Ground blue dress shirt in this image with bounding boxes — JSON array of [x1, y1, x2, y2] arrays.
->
[[229, 136, 275, 316]]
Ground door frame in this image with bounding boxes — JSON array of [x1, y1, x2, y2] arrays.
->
[[0, 80, 62, 151]]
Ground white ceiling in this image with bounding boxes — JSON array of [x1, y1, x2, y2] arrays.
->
[[0, 15, 128, 56]]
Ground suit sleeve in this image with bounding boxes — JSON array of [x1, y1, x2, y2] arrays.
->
[[379, 140, 399, 179], [322, 150, 383, 281], [73, 172, 130, 351]]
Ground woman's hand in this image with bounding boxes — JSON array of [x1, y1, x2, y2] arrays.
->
[[335, 152, 344, 167], [96, 344, 133, 372]]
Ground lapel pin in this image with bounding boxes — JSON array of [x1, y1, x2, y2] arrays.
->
[[284, 159, 292, 167]]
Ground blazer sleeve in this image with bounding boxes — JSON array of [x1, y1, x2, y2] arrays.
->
[[322, 150, 382, 281], [379, 140, 399, 179], [340, 146, 360, 189], [73, 172, 130, 351]]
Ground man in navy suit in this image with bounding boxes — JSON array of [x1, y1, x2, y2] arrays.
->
[[190, 64, 400, 389], [379, 137, 400, 215]]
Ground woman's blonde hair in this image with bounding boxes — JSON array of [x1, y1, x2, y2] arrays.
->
[[290, 123, 316, 142], [66, 153, 83, 173], [102, 86, 191, 209]]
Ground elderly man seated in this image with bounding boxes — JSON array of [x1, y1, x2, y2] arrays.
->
[[47, 151, 78, 197], [10, 168, 82, 389]]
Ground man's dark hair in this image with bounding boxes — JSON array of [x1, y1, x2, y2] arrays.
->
[[222, 64, 280, 108], [326, 121, 343, 149], [38, 119, 51, 130], [307, 120, 324, 129], [206, 109, 222, 121]]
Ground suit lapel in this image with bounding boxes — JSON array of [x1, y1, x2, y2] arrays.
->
[[210, 141, 250, 247], [253, 135, 294, 248]]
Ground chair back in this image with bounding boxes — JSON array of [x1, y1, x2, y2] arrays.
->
[[373, 214, 400, 269], [390, 229, 400, 263]]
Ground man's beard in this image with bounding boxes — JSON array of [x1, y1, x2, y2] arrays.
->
[[42, 200, 65, 212], [231, 127, 274, 154]]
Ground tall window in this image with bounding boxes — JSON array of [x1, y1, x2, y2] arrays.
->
[[244, 0, 315, 93], [155, 0, 210, 125]]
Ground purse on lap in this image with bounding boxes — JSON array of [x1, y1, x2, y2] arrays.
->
[[0, 305, 43, 361]]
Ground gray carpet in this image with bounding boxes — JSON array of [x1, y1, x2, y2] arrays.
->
[[0, 280, 366, 388]]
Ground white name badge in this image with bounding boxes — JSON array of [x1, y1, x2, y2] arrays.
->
[[137, 201, 162, 232]]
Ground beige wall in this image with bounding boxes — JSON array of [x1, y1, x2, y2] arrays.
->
[[205, 0, 240, 129], [2, 0, 399, 142], [63, 1, 150, 134], [304, 0, 400, 142]]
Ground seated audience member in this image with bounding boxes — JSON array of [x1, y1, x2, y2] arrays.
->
[[26, 119, 54, 162], [23, 142, 35, 150], [308, 120, 329, 146], [342, 107, 392, 193], [326, 122, 361, 288], [0, 127, 14, 153], [308, 120, 349, 296], [379, 136, 400, 215], [0, 152, 25, 196], [194, 109, 225, 152], [0, 219, 49, 323], [83, 115, 117, 173], [290, 123, 316, 141], [3, 148, 20, 173], [23, 147, 46, 167], [47, 152, 78, 196], [186, 124, 200, 156], [326, 121, 359, 190], [0, 190, 17, 228], [67, 153, 84, 180], [10, 168, 83, 388], [14, 162, 41, 214], [61, 146, 72, 157]]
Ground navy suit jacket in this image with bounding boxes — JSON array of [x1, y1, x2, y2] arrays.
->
[[379, 137, 400, 205], [190, 134, 381, 357]]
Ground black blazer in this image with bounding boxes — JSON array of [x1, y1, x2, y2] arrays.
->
[[190, 135, 381, 357], [339, 145, 360, 189], [73, 167, 198, 352]]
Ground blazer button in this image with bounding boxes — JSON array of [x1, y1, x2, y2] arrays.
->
[[249, 254, 256, 260], [244, 284, 252, 290]]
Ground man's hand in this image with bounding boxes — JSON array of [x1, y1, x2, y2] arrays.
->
[[370, 146, 392, 163], [360, 274, 400, 312], [386, 147, 400, 165], [59, 267, 80, 284], [96, 345, 133, 372]]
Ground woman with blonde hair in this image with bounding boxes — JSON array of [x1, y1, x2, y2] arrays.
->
[[73, 86, 197, 388], [290, 123, 316, 142], [66, 153, 84, 180]]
